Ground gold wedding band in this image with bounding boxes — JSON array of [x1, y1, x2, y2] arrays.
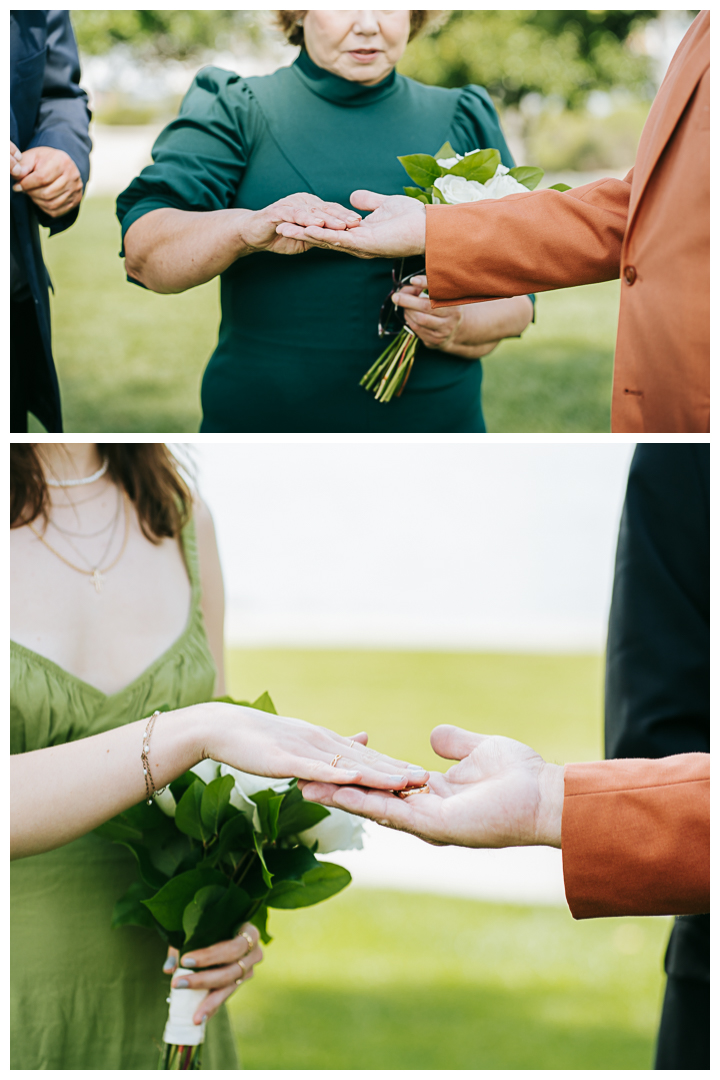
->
[[397, 784, 430, 799], [240, 930, 254, 954], [330, 754, 341, 768], [235, 960, 246, 986]]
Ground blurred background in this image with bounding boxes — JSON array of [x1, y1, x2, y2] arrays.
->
[[183, 441, 672, 1069], [35, 10, 697, 433]]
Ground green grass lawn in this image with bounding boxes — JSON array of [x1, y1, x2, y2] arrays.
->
[[223, 649, 669, 1070], [37, 196, 618, 433]]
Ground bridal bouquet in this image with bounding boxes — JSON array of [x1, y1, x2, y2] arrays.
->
[[96, 692, 363, 1070], [361, 142, 570, 402]]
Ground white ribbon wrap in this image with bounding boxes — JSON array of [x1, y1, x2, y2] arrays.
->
[[162, 968, 209, 1046]]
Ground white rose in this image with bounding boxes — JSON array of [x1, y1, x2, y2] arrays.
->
[[190, 759, 220, 785], [483, 172, 530, 199], [436, 154, 461, 169], [298, 806, 365, 854], [154, 787, 177, 818], [434, 174, 493, 205]]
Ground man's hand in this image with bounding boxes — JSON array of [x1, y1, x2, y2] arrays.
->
[[10, 145, 83, 217], [276, 190, 427, 259], [299, 724, 564, 849]]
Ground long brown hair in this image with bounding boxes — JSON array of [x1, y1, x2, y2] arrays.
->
[[10, 444, 193, 542]]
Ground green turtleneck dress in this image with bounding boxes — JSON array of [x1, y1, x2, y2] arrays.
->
[[117, 50, 518, 433]]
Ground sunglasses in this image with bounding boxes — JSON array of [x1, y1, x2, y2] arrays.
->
[[378, 259, 426, 337]]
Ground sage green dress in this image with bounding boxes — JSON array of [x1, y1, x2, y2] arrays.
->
[[10, 520, 238, 1070]]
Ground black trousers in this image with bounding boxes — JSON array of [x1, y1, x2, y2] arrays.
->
[[655, 976, 710, 1070], [10, 295, 61, 433]]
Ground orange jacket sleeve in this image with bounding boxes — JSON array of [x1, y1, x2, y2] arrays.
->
[[561, 752, 709, 919], [425, 174, 632, 305]]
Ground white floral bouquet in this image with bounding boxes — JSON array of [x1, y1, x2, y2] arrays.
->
[[361, 142, 570, 402], [97, 693, 363, 1069]]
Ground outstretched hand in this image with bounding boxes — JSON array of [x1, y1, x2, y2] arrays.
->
[[275, 190, 427, 259], [299, 725, 564, 848]]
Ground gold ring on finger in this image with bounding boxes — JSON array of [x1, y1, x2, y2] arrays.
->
[[349, 741, 356, 750], [235, 960, 246, 986], [240, 930, 254, 954], [330, 754, 341, 768]]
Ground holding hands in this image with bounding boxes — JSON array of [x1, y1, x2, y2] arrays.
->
[[10, 140, 83, 218], [299, 725, 564, 850], [276, 190, 426, 259], [238, 192, 362, 255]]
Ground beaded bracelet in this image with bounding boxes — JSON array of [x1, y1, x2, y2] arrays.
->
[[142, 710, 167, 805]]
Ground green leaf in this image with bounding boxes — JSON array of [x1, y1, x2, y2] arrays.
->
[[251, 691, 277, 715], [149, 832, 196, 880], [111, 880, 157, 930], [548, 182, 571, 192], [183, 883, 253, 953], [448, 148, 500, 183], [200, 774, 235, 835], [265, 845, 318, 882], [117, 840, 169, 890], [250, 904, 272, 945], [175, 780, 213, 842], [431, 185, 448, 205], [169, 769, 201, 802], [142, 868, 226, 930], [251, 790, 284, 842], [266, 861, 352, 910], [182, 884, 226, 942], [434, 141, 457, 161], [398, 153, 443, 188], [253, 832, 274, 889], [277, 800, 330, 838], [205, 810, 255, 868], [507, 165, 544, 191], [94, 817, 144, 843], [403, 186, 431, 204]]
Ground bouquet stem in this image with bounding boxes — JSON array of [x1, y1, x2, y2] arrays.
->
[[360, 327, 418, 403]]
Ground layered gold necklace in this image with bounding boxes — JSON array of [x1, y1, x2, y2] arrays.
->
[[28, 488, 131, 594]]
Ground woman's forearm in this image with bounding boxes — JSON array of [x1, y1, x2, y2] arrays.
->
[[123, 207, 255, 293], [444, 295, 534, 358], [10, 704, 210, 859]]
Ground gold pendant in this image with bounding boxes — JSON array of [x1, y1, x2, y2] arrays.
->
[[91, 568, 104, 594]]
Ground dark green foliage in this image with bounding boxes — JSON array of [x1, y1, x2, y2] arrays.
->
[[399, 10, 660, 108], [97, 692, 353, 954]]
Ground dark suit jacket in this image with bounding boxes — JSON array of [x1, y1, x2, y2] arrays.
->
[[10, 9, 91, 433], [605, 444, 709, 979]]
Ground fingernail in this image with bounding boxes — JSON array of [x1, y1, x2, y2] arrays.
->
[[174, 978, 189, 988], [182, 957, 197, 967], [392, 293, 400, 302], [163, 958, 176, 972], [408, 766, 427, 774], [388, 775, 404, 784]]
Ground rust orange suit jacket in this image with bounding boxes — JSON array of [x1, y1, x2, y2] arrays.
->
[[425, 12, 709, 433], [561, 753, 709, 919]]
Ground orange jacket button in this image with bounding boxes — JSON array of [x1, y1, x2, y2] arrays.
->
[[623, 265, 637, 285]]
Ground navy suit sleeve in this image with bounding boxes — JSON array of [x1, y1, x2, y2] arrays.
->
[[605, 444, 710, 760], [28, 10, 92, 235]]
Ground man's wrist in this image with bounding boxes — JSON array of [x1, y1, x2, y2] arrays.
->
[[535, 762, 564, 848]]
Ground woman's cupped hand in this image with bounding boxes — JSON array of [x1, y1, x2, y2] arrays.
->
[[163, 922, 263, 1024], [240, 193, 361, 255]]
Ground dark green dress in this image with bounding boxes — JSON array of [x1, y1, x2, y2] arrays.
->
[[117, 50, 517, 433], [10, 520, 238, 1070]]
